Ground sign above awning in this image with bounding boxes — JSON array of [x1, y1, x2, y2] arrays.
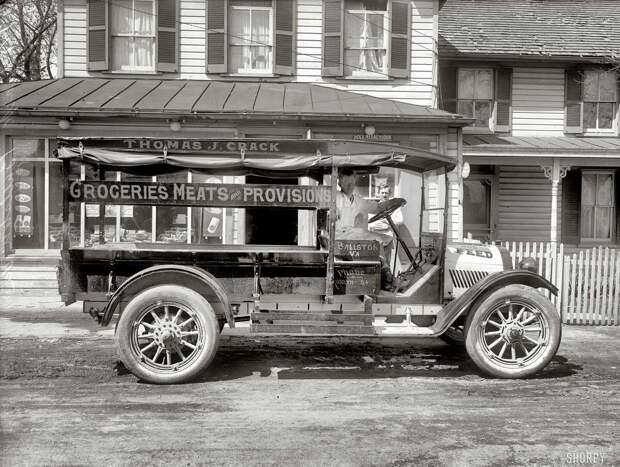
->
[[56, 138, 455, 176]]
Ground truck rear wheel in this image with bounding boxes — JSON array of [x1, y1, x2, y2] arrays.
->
[[465, 284, 561, 379], [115, 285, 219, 384], [439, 316, 466, 347]]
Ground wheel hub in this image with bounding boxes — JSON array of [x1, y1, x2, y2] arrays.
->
[[152, 319, 182, 350], [501, 321, 525, 344]]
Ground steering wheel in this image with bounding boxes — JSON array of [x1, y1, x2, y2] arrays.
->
[[368, 198, 407, 224]]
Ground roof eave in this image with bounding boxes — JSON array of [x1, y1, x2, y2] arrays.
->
[[2, 108, 474, 127]]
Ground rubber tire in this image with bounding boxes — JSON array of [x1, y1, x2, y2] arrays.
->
[[439, 326, 466, 347], [115, 285, 220, 384], [465, 284, 561, 379]]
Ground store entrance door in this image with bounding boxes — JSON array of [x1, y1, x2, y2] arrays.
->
[[245, 176, 298, 245]]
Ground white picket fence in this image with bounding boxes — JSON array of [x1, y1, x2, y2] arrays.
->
[[498, 242, 620, 326]]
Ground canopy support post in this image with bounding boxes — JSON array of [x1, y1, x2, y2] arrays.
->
[[62, 159, 70, 249], [325, 161, 337, 303]]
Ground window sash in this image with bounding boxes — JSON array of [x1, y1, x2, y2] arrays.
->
[[343, 8, 388, 77], [228, 4, 273, 73], [110, 0, 156, 71]]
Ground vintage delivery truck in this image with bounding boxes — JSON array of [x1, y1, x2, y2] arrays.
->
[[56, 137, 561, 384]]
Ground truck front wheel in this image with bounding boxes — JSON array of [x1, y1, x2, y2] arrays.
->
[[465, 284, 561, 378], [115, 285, 219, 384]]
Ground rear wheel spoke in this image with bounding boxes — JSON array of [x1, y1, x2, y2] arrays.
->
[[498, 342, 508, 359], [520, 314, 538, 326], [518, 341, 530, 357], [523, 334, 540, 346], [152, 347, 163, 363], [140, 341, 157, 353], [179, 316, 195, 328], [488, 337, 503, 350], [181, 339, 196, 350]]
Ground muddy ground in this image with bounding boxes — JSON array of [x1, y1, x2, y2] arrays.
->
[[0, 305, 619, 467]]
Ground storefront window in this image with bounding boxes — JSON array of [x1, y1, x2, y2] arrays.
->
[[10, 138, 63, 251], [191, 173, 225, 244], [156, 171, 189, 243], [120, 173, 153, 243], [84, 166, 118, 246]]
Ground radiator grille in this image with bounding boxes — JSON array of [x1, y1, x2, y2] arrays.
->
[[449, 269, 489, 289]]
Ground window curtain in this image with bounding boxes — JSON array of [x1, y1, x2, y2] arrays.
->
[[230, 8, 271, 72], [111, 0, 154, 70], [344, 9, 383, 74]]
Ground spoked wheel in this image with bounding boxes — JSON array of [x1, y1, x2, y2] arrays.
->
[[465, 284, 561, 378], [116, 285, 219, 384]]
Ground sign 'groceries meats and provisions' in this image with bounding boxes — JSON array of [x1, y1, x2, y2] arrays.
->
[[68, 181, 332, 209]]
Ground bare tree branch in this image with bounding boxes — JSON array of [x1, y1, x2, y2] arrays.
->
[[0, 0, 57, 82]]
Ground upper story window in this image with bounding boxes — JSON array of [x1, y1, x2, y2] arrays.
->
[[87, 0, 178, 73], [343, 0, 389, 78], [583, 70, 617, 131], [110, 0, 156, 72], [322, 0, 410, 79], [457, 68, 493, 128], [440, 66, 512, 132], [207, 0, 294, 76], [228, 1, 273, 74], [565, 69, 619, 134]]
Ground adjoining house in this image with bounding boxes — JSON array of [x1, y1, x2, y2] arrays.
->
[[0, 0, 469, 295], [439, 0, 620, 247]]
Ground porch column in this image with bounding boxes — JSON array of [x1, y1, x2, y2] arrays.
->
[[541, 160, 570, 245]]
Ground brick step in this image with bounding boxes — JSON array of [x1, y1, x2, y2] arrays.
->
[[0, 279, 58, 289], [0, 270, 57, 280], [251, 312, 372, 325], [250, 323, 376, 335], [0, 288, 60, 297]]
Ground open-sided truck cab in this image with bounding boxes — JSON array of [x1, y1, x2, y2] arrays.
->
[[56, 137, 561, 384]]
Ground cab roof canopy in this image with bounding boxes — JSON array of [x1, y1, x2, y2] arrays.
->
[[56, 138, 456, 176]]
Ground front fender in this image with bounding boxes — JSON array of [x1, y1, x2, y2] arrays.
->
[[100, 264, 233, 328], [433, 270, 557, 334]]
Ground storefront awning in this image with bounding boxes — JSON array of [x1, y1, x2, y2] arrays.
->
[[0, 78, 468, 124], [56, 137, 455, 175]]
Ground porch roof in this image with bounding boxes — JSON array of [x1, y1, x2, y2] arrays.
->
[[463, 134, 620, 157], [0, 78, 467, 124], [439, 0, 620, 59]]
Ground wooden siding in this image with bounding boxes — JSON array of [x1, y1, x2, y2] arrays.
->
[[179, 0, 206, 78], [495, 165, 562, 242], [62, 0, 438, 106], [511, 68, 565, 136], [63, 0, 88, 76]]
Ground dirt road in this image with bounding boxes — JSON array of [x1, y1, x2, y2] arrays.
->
[[1, 306, 619, 466]]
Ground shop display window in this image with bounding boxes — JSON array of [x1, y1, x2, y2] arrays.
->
[[191, 173, 225, 244], [120, 173, 153, 243], [10, 138, 63, 251]]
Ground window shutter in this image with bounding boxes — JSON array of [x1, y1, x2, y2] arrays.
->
[[388, 0, 410, 78], [207, 0, 228, 73], [565, 69, 583, 134], [322, 0, 343, 77], [157, 0, 178, 72], [439, 66, 457, 113], [616, 72, 620, 137], [274, 0, 295, 75], [561, 170, 581, 245], [87, 0, 109, 71], [494, 68, 512, 132]]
